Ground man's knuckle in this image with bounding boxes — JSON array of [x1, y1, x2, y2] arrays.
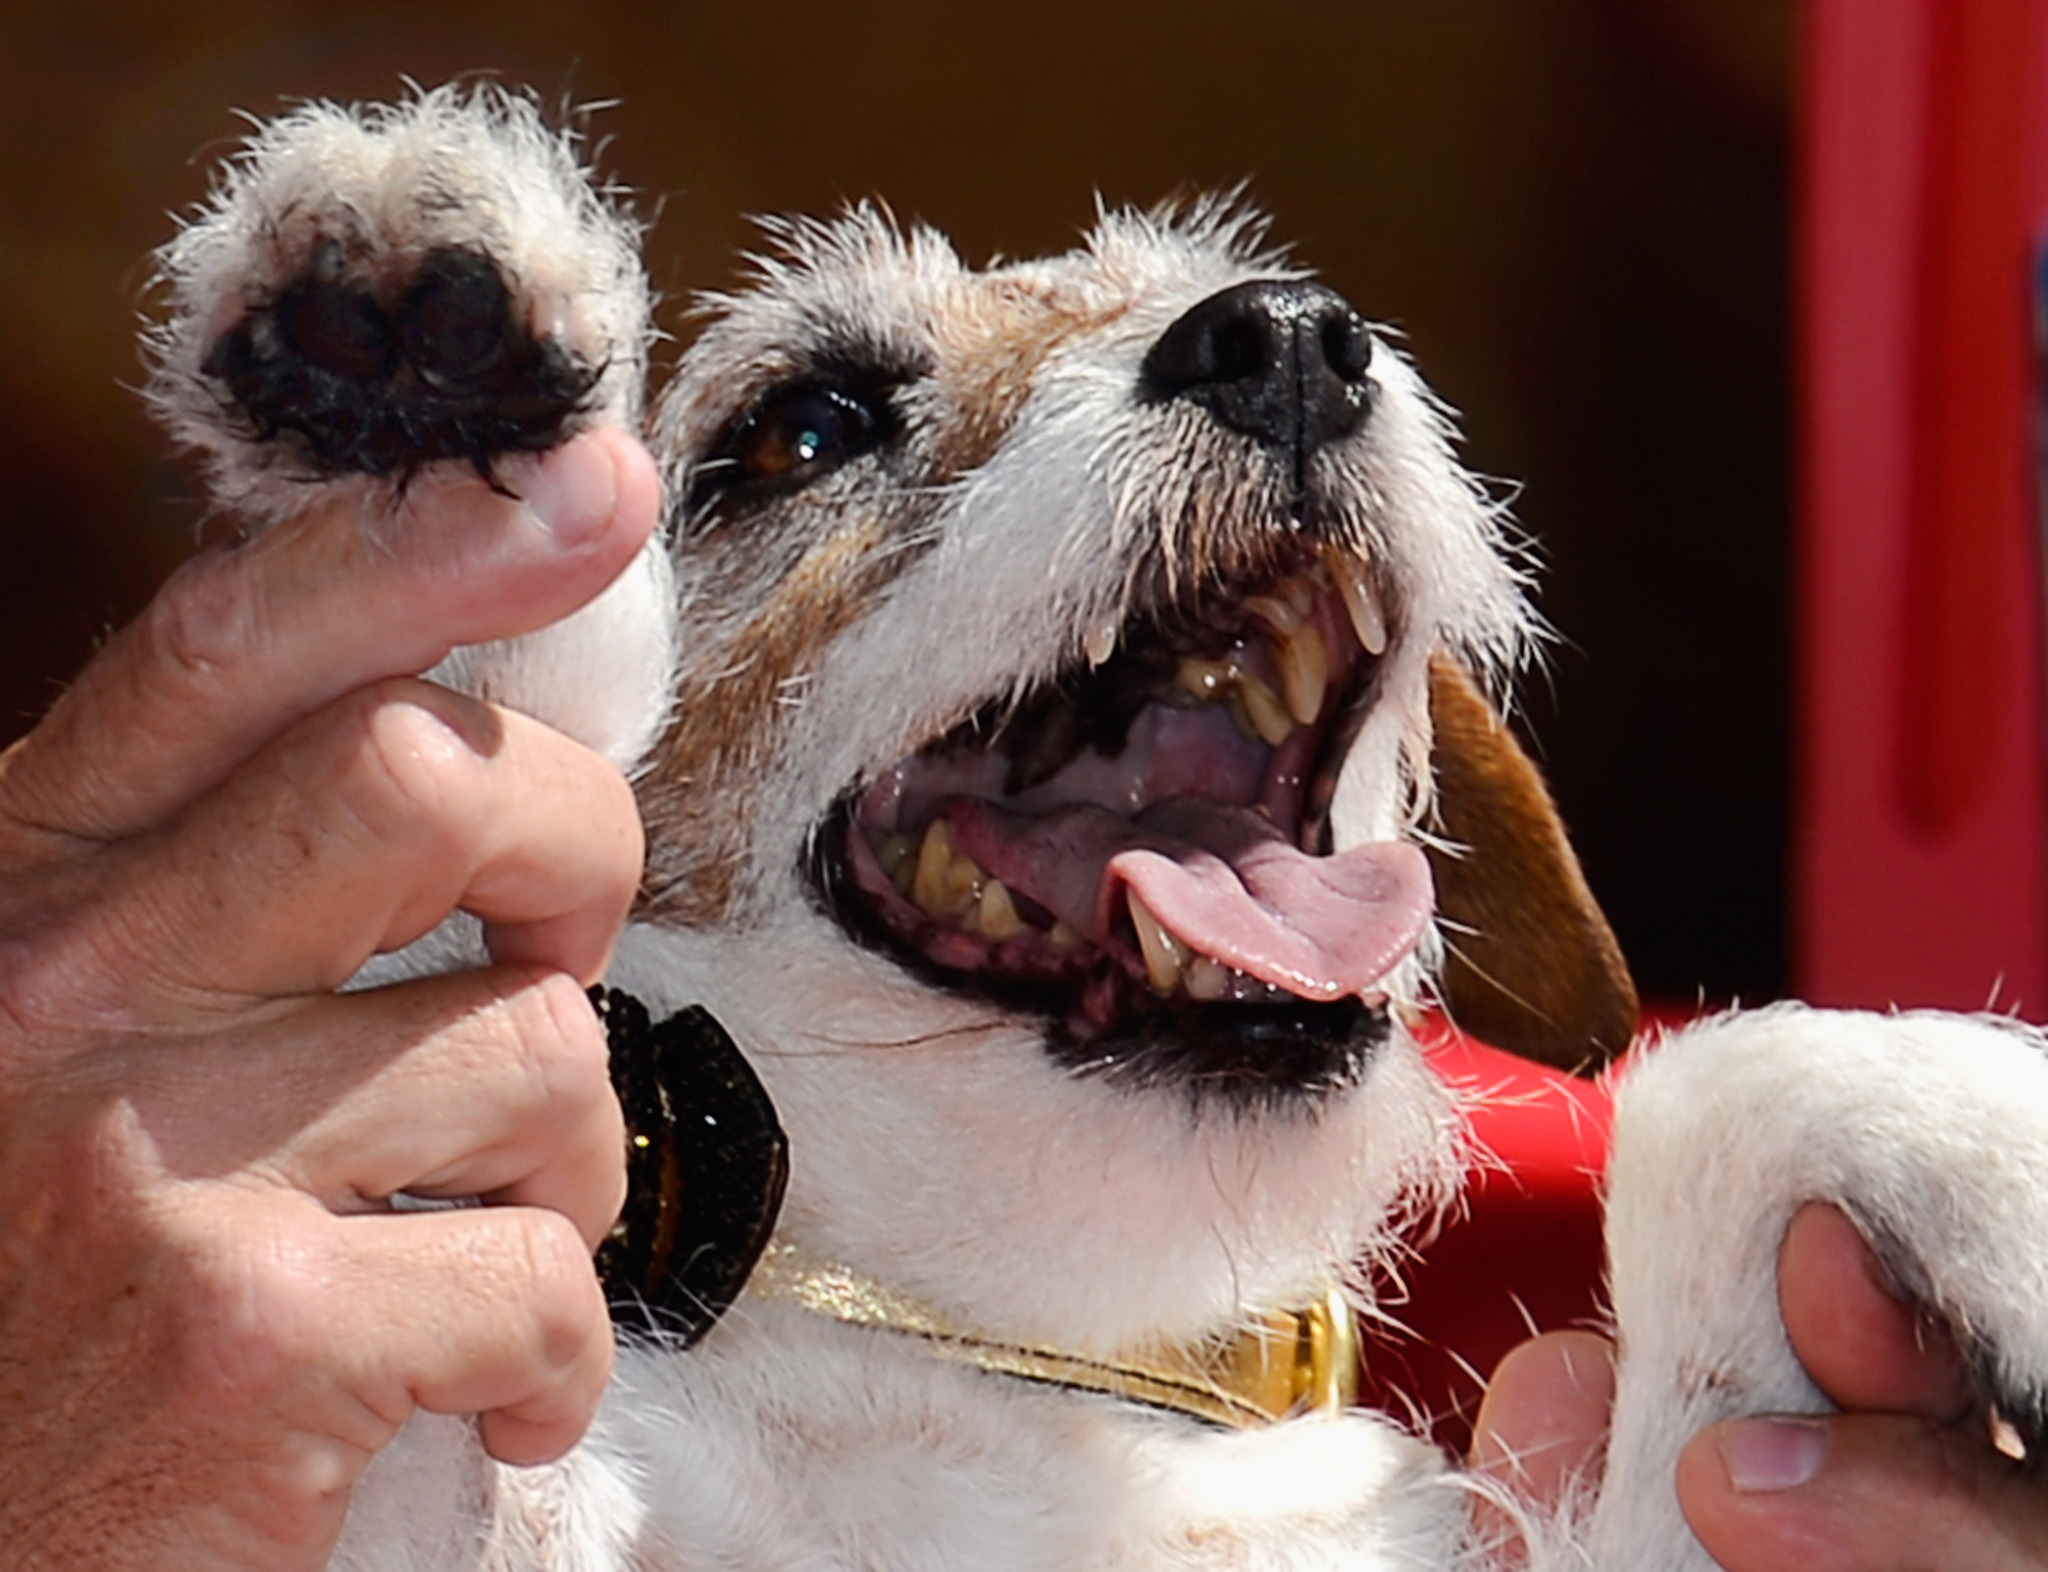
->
[[522, 972, 613, 1114], [324, 683, 490, 846], [140, 555, 267, 701], [155, 1202, 337, 1396], [459, 977, 615, 1169], [515, 1212, 602, 1372]]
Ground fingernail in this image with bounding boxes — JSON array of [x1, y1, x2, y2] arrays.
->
[[1719, 1416, 1828, 1493], [520, 437, 618, 546]]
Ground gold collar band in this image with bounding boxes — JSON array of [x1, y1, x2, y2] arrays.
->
[[747, 1244, 1360, 1430]]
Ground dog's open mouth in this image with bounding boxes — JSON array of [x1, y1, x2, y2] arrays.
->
[[817, 546, 1431, 1094]]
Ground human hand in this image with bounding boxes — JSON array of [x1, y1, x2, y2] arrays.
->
[[1675, 1201, 2048, 1570], [0, 430, 658, 1570], [1469, 1201, 2048, 1570]]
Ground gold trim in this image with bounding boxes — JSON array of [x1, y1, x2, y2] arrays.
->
[[748, 1245, 1359, 1430]]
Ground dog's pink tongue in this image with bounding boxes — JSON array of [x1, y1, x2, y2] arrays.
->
[[944, 798, 1433, 1001], [1111, 801, 1433, 1000]]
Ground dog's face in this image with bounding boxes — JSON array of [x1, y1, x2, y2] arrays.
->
[[612, 206, 1622, 1352]]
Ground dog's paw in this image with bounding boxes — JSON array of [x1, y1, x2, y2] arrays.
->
[[145, 84, 673, 775], [1589, 1004, 2048, 1568], [148, 83, 650, 526]]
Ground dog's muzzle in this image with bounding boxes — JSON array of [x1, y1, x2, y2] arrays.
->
[[816, 279, 1427, 1103]]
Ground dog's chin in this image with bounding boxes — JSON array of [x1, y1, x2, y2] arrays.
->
[[1050, 995, 1392, 1101], [618, 916, 1460, 1352]]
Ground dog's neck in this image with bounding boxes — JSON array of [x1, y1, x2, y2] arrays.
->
[[747, 1241, 1360, 1429]]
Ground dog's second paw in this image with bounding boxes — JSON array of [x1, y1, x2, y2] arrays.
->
[[148, 84, 650, 525], [1590, 1005, 2048, 1569]]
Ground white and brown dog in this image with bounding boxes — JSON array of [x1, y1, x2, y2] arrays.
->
[[146, 86, 2048, 1571]]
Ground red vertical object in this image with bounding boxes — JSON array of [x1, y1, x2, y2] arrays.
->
[[1796, 0, 2048, 1013]]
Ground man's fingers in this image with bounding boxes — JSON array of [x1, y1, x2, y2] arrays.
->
[[0, 429, 660, 846], [1676, 1410, 2048, 1572], [91, 679, 640, 1003], [1673, 1206, 2026, 1571], [343, 1208, 616, 1467], [326, 976, 628, 1253], [192, 1202, 617, 1471], [1778, 1202, 1973, 1421], [1470, 1330, 1617, 1509], [121, 967, 626, 1251], [294, 971, 627, 1252]]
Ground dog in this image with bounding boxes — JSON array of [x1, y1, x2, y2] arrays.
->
[[143, 84, 2048, 1570]]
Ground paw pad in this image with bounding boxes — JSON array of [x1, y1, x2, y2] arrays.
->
[[203, 243, 599, 480]]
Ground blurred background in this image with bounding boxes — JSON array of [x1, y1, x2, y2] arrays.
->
[[0, 0, 1794, 1009]]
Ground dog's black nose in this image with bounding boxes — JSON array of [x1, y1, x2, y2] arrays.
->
[[1140, 280, 1374, 458]]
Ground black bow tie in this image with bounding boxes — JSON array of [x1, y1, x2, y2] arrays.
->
[[590, 988, 788, 1344]]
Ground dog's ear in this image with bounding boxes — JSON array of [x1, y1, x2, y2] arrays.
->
[[1424, 656, 1638, 1072]]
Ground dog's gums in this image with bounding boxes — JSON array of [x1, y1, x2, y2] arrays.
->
[[815, 546, 1424, 1094]]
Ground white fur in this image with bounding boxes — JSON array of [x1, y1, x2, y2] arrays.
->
[[144, 89, 2048, 1571], [428, 548, 678, 778]]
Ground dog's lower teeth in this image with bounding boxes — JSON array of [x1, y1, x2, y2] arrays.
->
[[911, 818, 988, 922], [877, 814, 1310, 1004], [877, 832, 918, 894], [975, 878, 1028, 940], [1185, 955, 1231, 1001], [1128, 891, 1190, 996]]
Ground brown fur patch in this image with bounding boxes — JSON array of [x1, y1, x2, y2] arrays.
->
[[1426, 657, 1638, 1070], [926, 281, 1130, 481], [636, 511, 914, 927]]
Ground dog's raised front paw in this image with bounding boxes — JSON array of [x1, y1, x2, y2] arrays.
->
[[148, 83, 650, 526], [144, 84, 675, 775], [200, 237, 600, 479]]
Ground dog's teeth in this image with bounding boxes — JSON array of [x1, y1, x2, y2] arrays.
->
[[1273, 622, 1329, 726], [876, 832, 918, 895], [910, 818, 986, 922], [1084, 615, 1119, 668], [1176, 654, 1231, 703], [1328, 551, 1389, 656], [975, 878, 1028, 940], [1047, 920, 1084, 952], [1245, 591, 1306, 637], [1185, 956, 1231, 1001], [910, 820, 957, 917], [1128, 891, 1190, 996], [1236, 676, 1295, 747]]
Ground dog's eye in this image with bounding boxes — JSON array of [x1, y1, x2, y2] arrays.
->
[[723, 384, 890, 487]]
